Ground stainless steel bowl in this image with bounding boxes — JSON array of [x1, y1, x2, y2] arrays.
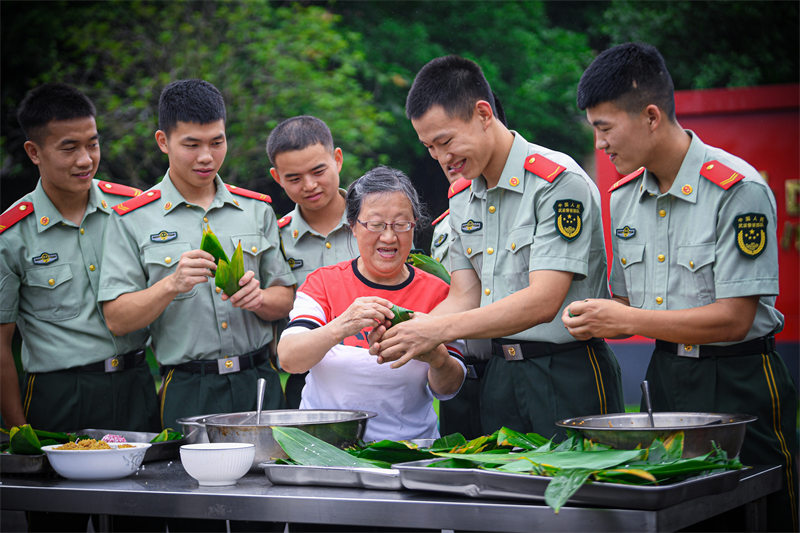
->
[[556, 412, 756, 458], [198, 409, 375, 469], [176, 414, 215, 444]]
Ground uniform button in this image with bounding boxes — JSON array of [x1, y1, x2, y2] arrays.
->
[[251, 246, 258, 253], [484, 288, 491, 295], [203, 217, 209, 223], [657, 254, 665, 262], [164, 202, 172, 210], [621, 258, 627, 265], [511, 243, 516, 250], [216, 287, 222, 294], [659, 209, 666, 218], [488, 206, 496, 214], [293, 230, 299, 238], [466, 247, 472, 254], [89, 264, 96, 271], [487, 247, 494, 255], [165, 257, 172, 264], [101, 200, 108, 209], [325, 242, 332, 249], [80, 228, 85, 235], [689, 261, 695, 268], [48, 279, 55, 286], [221, 322, 228, 329], [656, 296, 663, 305]]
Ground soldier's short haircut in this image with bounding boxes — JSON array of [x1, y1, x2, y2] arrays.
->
[[17, 83, 96, 144], [158, 79, 226, 136], [266, 116, 334, 166], [577, 42, 676, 121], [405, 55, 498, 122]]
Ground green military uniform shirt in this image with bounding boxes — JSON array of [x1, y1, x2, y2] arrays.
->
[[609, 131, 783, 340], [0, 179, 147, 372], [278, 190, 357, 287], [430, 212, 456, 265], [98, 173, 296, 365], [449, 131, 610, 344]]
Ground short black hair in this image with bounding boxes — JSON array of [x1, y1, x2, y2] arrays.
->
[[266, 116, 334, 166], [158, 79, 226, 136], [17, 83, 96, 144], [406, 55, 497, 121], [577, 42, 676, 121]]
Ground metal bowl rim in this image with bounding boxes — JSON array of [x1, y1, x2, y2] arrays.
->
[[203, 409, 378, 428], [555, 412, 757, 431]]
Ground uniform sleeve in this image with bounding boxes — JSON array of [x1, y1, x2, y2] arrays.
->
[[258, 206, 297, 289], [529, 172, 594, 277], [713, 181, 779, 298], [0, 240, 21, 323], [97, 213, 148, 302]]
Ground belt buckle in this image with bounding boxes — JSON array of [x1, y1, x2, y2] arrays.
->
[[104, 356, 124, 373], [217, 356, 241, 374], [502, 343, 523, 362], [677, 344, 700, 358]]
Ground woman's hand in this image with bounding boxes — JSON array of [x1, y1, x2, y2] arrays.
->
[[329, 296, 394, 341]]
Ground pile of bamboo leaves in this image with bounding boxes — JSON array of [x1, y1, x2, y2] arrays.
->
[[271, 426, 742, 512]]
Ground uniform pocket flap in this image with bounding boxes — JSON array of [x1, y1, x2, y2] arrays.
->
[[505, 225, 534, 254], [231, 233, 271, 257], [143, 242, 192, 268], [460, 235, 483, 259], [617, 243, 645, 269], [677, 243, 715, 272], [26, 263, 73, 289]]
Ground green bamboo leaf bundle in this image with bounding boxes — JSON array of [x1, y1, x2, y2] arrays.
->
[[408, 253, 450, 284], [216, 240, 244, 296], [200, 224, 229, 269], [388, 304, 413, 328], [271, 427, 379, 468]]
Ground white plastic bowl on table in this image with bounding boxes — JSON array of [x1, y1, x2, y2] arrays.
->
[[180, 442, 255, 486], [41, 442, 151, 480]]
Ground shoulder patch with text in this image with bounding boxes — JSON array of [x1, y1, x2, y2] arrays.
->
[[733, 213, 768, 258], [554, 199, 583, 241]]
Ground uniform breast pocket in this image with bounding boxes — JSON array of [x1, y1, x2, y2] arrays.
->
[[503, 226, 534, 293], [24, 264, 81, 321], [143, 242, 196, 299], [459, 234, 484, 274], [231, 233, 271, 273], [677, 243, 716, 305], [617, 243, 646, 308]]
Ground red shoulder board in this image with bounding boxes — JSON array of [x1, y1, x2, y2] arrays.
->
[[112, 190, 161, 215], [98, 180, 142, 197], [277, 215, 291, 229], [431, 209, 450, 227], [699, 160, 745, 190], [523, 154, 566, 183], [0, 202, 34, 234], [609, 167, 645, 193], [226, 184, 271, 203], [447, 178, 470, 198]]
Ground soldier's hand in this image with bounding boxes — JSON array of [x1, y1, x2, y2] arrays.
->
[[562, 298, 630, 340], [170, 249, 216, 294], [223, 270, 262, 310]]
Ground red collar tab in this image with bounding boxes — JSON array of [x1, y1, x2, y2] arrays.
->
[[98, 180, 142, 197], [112, 190, 161, 215], [523, 154, 566, 183], [699, 160, 744, 190], [447, 178, 470, 198], [226, 184, 272, 203], [431, 209, 450, 227], [277, 215, 292, 229], [0, 202, 34, 234], [609, 167, 645, 193]]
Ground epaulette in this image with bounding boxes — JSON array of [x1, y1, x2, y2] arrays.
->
[[447, 178, 470, 198], [277, 215, 291, 229], [112, 190, 161, 215], [523, 154, 566, 183], [0, 202, 34, 234], [97, 180, 142, 197], [609, 167, 645, 193], [226, 184, 271, 203], [431, 209, 450, 227], [699, 160, 745, 190]]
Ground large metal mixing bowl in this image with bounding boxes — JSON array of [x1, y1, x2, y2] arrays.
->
[[193, 409, 375, 470], [556, 412, 756, 458]]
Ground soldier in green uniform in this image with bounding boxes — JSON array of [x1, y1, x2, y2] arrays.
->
[[371, 56, 623, 438], [267, 116, 358, 408], [566, 42, 797, 532], [0, 83, 159, 532], [98, 80, 295, 432]]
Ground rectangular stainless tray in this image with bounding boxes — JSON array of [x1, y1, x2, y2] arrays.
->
[[76, 429, 187, 463], [395, 458, 743, 510], [0, 452, 52, 475], [261, 462, 402, 490]]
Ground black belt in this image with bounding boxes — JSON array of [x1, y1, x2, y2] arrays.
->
[[40, 348, 147, 374], [491, 338, 601, 361], [162, 345, 269, 376], [656, 336, 775, 358]]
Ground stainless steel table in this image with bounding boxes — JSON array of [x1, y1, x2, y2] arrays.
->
[[0, 462, 780, 532]]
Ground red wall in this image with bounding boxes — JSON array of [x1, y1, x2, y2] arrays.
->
[[594, 84, 800, 342]]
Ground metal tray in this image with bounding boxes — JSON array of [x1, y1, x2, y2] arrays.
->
[[395, 458, 744, 510], [0, 452, 52, 475], [260, 462, 402, 490], [76, 429, 186, 463]]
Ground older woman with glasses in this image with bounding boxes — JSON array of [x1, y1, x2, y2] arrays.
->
[[277, 166, 466, 441]]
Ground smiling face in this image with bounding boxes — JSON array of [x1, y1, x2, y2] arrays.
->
[[270, 143, 343, 213], [411, 104, 493, 183], [353, 191, 415, 285], [156, 119, 227, 193], [586, 101, 654, 175], [24, 116, 100, 200]]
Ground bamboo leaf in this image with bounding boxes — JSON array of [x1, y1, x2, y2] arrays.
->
[[271, 426, 380, 468], [408, 253, 451, 284], [545, 468, 594, 513]]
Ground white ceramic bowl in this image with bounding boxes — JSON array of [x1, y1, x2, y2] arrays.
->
[[180, 442, 255, 486], [41, 442, 151, 480]]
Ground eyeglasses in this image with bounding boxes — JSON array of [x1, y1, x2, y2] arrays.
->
[[357, 220, 416, 233]]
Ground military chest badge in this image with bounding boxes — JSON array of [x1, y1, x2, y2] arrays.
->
[[433, 233, 448, 247], [733, 213, 768, 258], [287, 257, 304, 270], [554, 200, 584, 241], [150, 230, 178, 242], [615, 226, 636, 239], [461, 220, 482, 233], [32, 252, 58, 265]]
